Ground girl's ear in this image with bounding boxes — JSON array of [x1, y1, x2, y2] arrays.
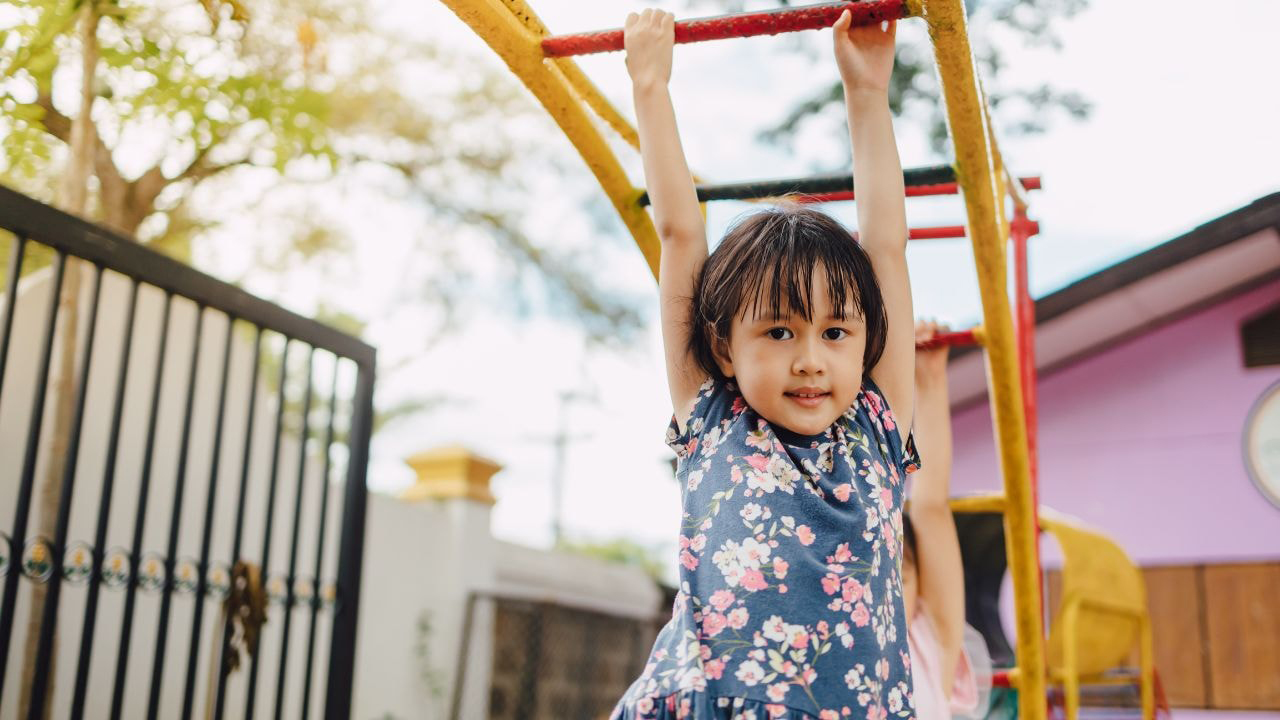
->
[[712, 336, 735, 379]]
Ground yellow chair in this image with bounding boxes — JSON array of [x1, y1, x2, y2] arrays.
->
[[1040, 509, 1154, 720], [950, 496, 1155, 720]]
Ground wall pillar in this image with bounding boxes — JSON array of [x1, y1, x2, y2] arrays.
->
[[401, 446, 501, 719]]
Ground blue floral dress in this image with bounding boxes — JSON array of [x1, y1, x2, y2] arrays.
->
[[612, 378, 920, 720]]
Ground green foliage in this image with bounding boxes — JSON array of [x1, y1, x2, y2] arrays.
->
[[559, 537, 669, 581], [0, 0, 648, 435]]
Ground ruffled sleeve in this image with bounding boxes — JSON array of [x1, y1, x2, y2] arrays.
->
[[665, 377, 742, 459], [860, 378, 921, 476]]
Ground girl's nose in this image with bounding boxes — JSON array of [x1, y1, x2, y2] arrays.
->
[[792, 337, 824, 375]]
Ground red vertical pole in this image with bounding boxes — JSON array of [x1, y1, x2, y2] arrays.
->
[[1012, 208, 1038, 486], [1012, 206, 1046, 629]]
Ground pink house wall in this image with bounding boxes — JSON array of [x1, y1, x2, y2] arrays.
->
[[950, 278, 1280, 565]]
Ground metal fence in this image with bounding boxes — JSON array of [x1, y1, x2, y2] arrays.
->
[[0, 185, 374, 720]]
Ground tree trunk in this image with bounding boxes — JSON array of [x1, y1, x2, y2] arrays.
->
[[17, 4, 98, 718]]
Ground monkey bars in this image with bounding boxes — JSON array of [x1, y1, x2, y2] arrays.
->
[[541, 0, 915, 57], [437, 2, 1153, 718]]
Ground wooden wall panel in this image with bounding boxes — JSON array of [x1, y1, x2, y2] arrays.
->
[[1142, 566, 1208, 707], [1203, 563, 1280, 710]]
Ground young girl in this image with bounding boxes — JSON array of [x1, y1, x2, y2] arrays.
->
[[904, 323, 980, 719], [614, 8, 918, 720]]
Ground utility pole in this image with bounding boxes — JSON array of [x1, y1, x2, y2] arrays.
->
[[548, 390, 591, 547]]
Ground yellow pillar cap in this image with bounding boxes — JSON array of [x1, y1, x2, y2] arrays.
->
[[401, 445, 502, 506]]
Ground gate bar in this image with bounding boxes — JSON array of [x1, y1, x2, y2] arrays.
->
[[70, 277, 140, 720], [110, 291, 174, 720], [323, 363, 374, 719], [275, 348, 316, 720], [542, 0, 916, 57], [28, 263, 104, 720], [244, 338, 293, 719], [147, 303, 206, 720], [300, 367, 341, 720], [0, 236, 26, 405], [0, 251, 67, 703], [181, 314, 237, 720], [212, 325, 264, 720]]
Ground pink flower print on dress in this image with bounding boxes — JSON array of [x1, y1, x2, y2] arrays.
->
[[728, 607, 750, 629], [679, 550, 699, 571], [832, 543, 854, 564], [709, 589, 736, 611], [796, 525, 816, 545], [822, 574, 841, 596], [833, 483, 853, 502], [702, 612, 728, 637], [740, 568, 768, 592], [842, 577, 864, 603], [772, 557, 789, 579], [852, 602, 871, 627], [789, 629, 810, 650], [704, 658, 725, 680]]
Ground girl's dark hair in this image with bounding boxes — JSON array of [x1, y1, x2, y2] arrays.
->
[[902, 513, 917, 565], [689, 204, 888, 382]]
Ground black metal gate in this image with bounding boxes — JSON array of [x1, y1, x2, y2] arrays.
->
[[0, 185, 374, 719]]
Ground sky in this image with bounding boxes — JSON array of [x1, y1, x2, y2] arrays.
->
[[352, 0, 1280, 575]]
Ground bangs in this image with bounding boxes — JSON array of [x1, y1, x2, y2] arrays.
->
[[731, 209, 866, 323]]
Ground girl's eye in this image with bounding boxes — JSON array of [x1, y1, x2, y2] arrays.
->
[[824, 328, 849, 341], [767, 327, 793, 340]]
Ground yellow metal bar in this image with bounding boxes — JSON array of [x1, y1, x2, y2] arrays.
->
[[948, 492, 1005, 515], [1139, 615, 1156, 720], [500, 0, 642, 151], [980, 93, 1032, 212], [920, 3, 1046, 720], [1063, 600, 1081, 720], [441, 0, 661, 278]]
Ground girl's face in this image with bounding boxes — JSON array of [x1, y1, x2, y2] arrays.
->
[[715, 269, 867, 436]]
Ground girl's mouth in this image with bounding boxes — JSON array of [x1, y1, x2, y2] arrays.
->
[[785, 389, 829, 408]]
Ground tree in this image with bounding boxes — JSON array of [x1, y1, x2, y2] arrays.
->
[[0, 0, 644, 710], [1, 0, 643, 342], [692, 0, 1091, 154]]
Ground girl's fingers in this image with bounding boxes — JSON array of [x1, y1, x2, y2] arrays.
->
[[833, 8, 851, 32]]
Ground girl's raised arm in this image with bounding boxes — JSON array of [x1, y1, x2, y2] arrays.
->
[[626, 10, 709, 422], [911, 322, 966, 694], [832, 11, 914, 437]]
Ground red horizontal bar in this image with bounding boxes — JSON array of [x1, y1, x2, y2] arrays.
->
[[992, 670, 1014, 688], [908, 225, 966, 240], [851, 221, 1039, 242], [795, 177, 1041, 204], [542, 1, 911, 58], [916, 328, 979, 350]]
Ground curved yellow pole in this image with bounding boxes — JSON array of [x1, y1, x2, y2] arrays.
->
[[920, 2, 1046, 720], [500, 0, 643, 151], [441, 0, 660, 278]]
